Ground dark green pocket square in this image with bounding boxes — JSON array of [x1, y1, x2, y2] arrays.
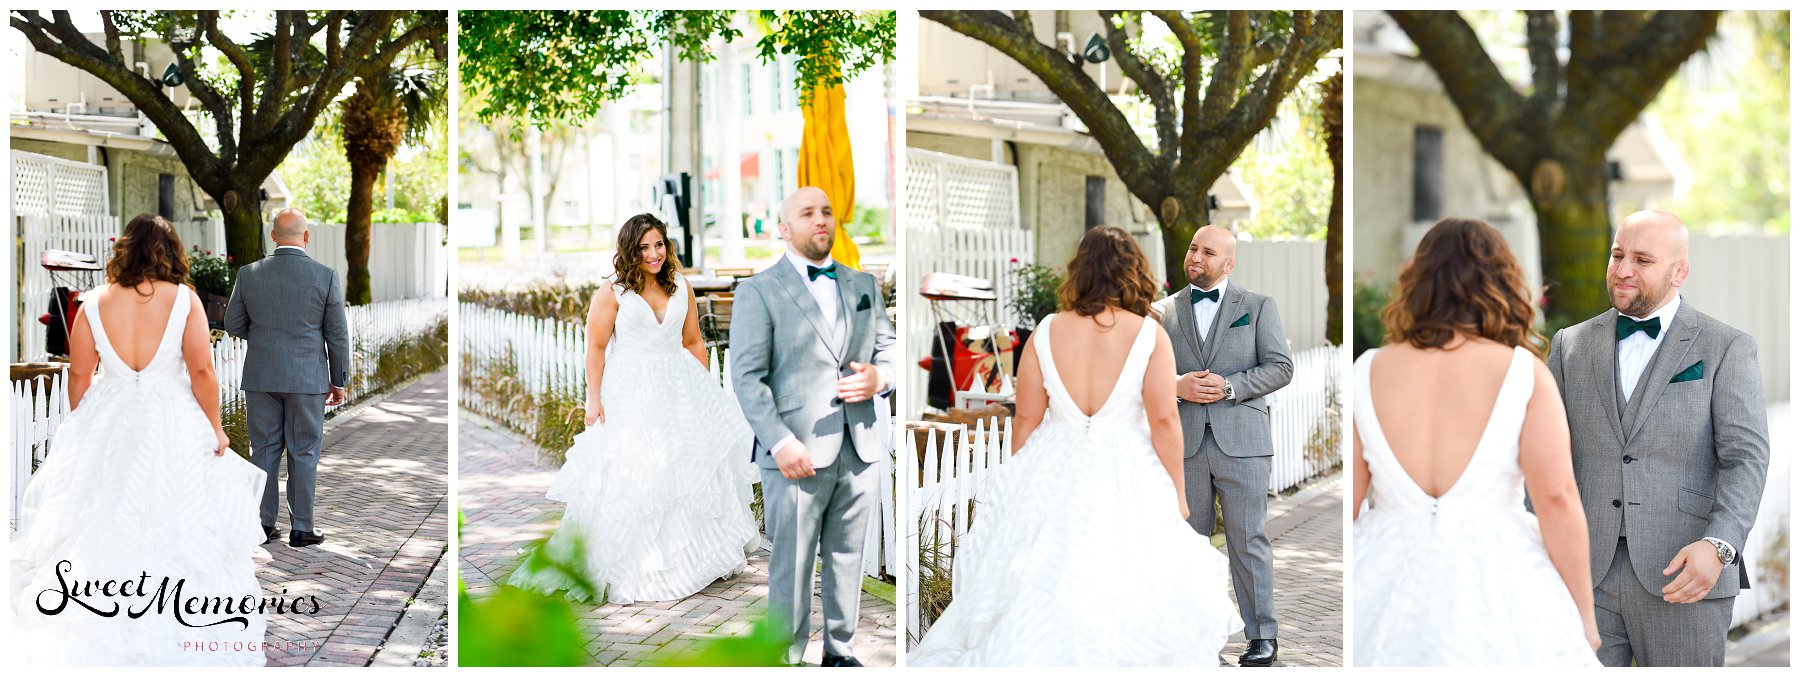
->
[[1229, 313, 1251, 328], [1670, 361, 1704, 383], [856, 294, 872, 312]]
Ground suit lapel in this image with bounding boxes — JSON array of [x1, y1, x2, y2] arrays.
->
[[1174, 287, 1205, 360], [1201, 283, 1241, 365], [834, 270, 859, 359], [1588, 311, 1629, 447], [1623, 304, 1701, 442], [771, 263, 843, 361]]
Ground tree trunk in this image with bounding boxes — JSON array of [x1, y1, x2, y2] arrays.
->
[[1529, 152, 1613, 330], [1323, 71, 1344, 346], [344, 158, 383, 305], [220, 181, 266, 271], [1156, 188, 1211, 293]]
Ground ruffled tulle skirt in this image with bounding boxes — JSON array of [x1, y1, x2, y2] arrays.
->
[[10, 377, 269, 666], [908, 421, 1243, 666], [507, 349, 759, 604], [1353, 506, 1601, 666]]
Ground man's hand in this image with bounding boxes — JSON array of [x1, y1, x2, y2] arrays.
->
[[1178, 371, 1227, 404], [774, 439, 816, 480], [1661, 540, 1725, 603], [326, 386, 348, 407], [837, 361, 883, 403]]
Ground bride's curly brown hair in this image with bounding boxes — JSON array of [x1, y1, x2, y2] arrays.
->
[[612, 213, 680, 296], [1059, 226, 1161, 320], [1383, 218, 1545, 356], [106, 214, 190, 294]]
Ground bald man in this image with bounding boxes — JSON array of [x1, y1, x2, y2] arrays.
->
[[1545, 210, 1769, 666], [730, 187, 896, 666], [1150, 225, 1293, 666], [224, 208, 351, 549]]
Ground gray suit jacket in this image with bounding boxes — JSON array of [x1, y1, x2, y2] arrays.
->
[[1151, 282, 1294, 458], [1547, 302, 1769, 598], [730, 261, 897, 469], [224, 248, 350, 394]]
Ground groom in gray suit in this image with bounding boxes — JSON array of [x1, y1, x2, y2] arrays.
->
[[731, 187, 896, 667], [1151, 225, 1293, 666], [225, 208, 351, 549], [1546, 210, 1768, 666]]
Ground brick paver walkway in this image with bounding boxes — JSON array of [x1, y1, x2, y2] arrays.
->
[[458, 414, 898, 667], [256, 372, 450, 667], [1219, 474, 1343, 667]]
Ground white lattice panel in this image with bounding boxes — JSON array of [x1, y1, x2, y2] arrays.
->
[[905, 149, 1019, 233], [12, 151, 109, 217]]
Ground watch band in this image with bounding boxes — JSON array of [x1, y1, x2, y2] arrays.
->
[[1703, 537, 1735, 565]]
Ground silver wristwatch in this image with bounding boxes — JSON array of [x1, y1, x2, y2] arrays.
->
[[1703, 537, 1735, 565], [1222, 381, 1235, 401]]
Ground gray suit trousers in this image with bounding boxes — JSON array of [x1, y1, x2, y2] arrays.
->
[[1595, 538, 1733, 666], [761, 440, 877, 665], [247, 391, 326, 534], [1184, 428, 1278, 640]]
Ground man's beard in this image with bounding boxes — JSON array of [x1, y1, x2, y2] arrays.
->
[[1613, 276, 1672, 317], [1188, 268, 1217, 290], [797, 233, 833, 261]]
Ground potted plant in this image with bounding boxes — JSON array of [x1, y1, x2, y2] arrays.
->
[[188, 246, 234, 327], [1006, 259, 1063, 369]]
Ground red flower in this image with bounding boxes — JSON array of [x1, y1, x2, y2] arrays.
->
[[226, 255, 234, 262], [1009, 257, 1020, 264], [205, 250, 212, 256]]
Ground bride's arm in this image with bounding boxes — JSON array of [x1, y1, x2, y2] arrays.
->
[[1519, 358, 1600, 650], [1009, 339, 1046, 454], [179, 288, 227, 453], [584, 285, 620, 425], [1352, 424, 1368, 519], [680, 283, 708, 368], [1142, 327, 1187, 516], [66, 304, 100, 409]]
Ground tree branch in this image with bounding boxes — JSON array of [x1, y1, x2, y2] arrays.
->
[[1524, 10, 1561, 120], [922, 10, 1168, 209], [1101, 11, 1176, 160], [100, 10, 122, 64], [202, 10, 257, 148], [1011, 10, 1033, 39], [1559, 10, 1719, 146], [1388, 10, 1537, 178], [1148, 10, 1211, 162], [1197, 11, 1250, 132]]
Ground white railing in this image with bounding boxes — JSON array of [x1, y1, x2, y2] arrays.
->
[[458, 302, 899, 579], [12, 298, 446, 529], [902, 344, 1341, 641], [1733, 402, 1791, 628], [13, 151, 114, 362]]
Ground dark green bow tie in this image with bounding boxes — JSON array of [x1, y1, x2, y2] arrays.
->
[[807, 264, 838, 281], [1616, 315, 1661, 341], [1191, 287, 1220, 303]]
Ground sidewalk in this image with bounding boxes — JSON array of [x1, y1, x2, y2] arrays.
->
[[1727, 610, 1789, 667], [457, 414, 898, 667], [1219, 473, 1344, 667], [256, 371, 450, 667]]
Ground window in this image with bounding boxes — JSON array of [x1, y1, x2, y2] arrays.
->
[[770, 61, 784, 112], [158, 173, 175, 219], [1412, 126, 1444, 222], [1084, 176, 1105, 230], [741, 64, 754, 117]]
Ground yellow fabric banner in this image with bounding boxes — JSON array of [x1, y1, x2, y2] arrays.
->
[[797, 81, 861, 270]]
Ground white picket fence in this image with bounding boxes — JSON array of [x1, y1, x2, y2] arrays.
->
[[13, 151, 116, 362], [457, 302, 900, 579], [12, 298, 446, 529], [903, 344, 1341, 641], [903, 228, 1036, 418]]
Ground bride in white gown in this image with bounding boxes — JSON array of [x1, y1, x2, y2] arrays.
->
[[10, 215, 268, 666], [1353, 217, 1600, 666], [910, 227, 1241, 667], [508, 213, 758, 604]]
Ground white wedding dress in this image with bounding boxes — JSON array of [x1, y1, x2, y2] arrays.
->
[[508, 274, 759, 604], [1353, 346, 1600, 666], [10, 288, 269, 666], [909, 314, 1242, 667]]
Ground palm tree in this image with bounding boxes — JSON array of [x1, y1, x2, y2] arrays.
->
[[338, 57, 445, 305]]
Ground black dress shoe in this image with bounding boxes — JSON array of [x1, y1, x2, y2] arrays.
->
[[1239, 638, 1277, 667], [289, 531, 325, 548], [263, 526, 282, 543], [820, 654, 862, 667]]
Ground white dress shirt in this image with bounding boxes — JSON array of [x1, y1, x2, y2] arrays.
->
[[1189, 278, 1228, 342], [785, 249, 844, 345], [1617, 294, 1681, 404], [275, 244, 307, 254]]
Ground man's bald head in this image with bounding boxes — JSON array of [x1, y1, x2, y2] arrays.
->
[[778, 186, 836, 262], [1183, 224, 1238, 290], [272, 208, 310, 246], [1607, 209, 1690, 317]]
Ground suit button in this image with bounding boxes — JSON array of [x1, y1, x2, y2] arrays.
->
[[1622, 455, 1635, 464], [1612, 499, 1622, 508]]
